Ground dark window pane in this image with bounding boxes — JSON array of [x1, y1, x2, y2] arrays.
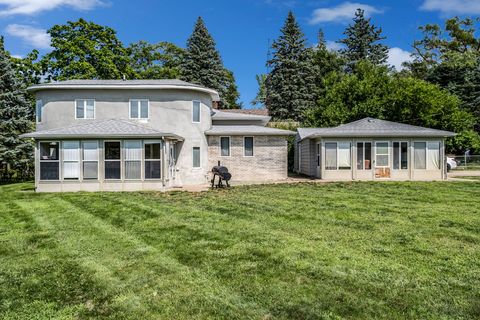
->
[[145, 143, 161, 159], [83, 162, 98, 179], [105, 161, 121, 179], [357, 142, 364, 169], [40, 162, 59, 180], [145, 161, 161, 179], [140, 100, 148, 118], [40, 142, 59, 160], [220, 137, 230, 156], [130, 101, 138, 118], [105, 142, 121, 160], [364, 143, 372, 169], [76, 100, 84, 118], [401, 142, 408, 169], [393, 142, 400, 169], [192, 101, 200, 122], [193, 147, 200, 167], [244, 137, 253, 156]]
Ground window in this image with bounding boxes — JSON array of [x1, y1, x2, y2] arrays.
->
[[393, 142, 408, 170], [104, 141, 121, 179], [63, 141, 80, 179], [39, 142, 59, 180], [375, 142, 389, 167], [338, 142, 351, 170], [125, 140, 142, 179], [145, 142, 161, 179], [244, 137, 254, 157], [220, 137, 230, 156], [357, 142, 372, 170], [76, 99, 95, 119], [82, 141, 98, 179], [414, 142, 426, 169], [427, 142, 440, 169], [192, 101, 201, 122], [325, 142, 337, 170], [192, 147, 200, 168], [130, 100, 149, 119], [36, 100, 43, 122]]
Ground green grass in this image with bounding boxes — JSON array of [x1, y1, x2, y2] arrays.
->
[[452, 176, 480, 181], [1, 182, 479, 319]]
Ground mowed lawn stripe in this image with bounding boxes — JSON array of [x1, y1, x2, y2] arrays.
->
[[13, 195, 267, 319]]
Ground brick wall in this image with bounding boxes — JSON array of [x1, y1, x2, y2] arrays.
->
[[207, 136, 288, 181]]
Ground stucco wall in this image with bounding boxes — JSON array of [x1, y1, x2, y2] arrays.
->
[[207, 135, 288, 182]]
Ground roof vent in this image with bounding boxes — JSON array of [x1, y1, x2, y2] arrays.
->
[[367, 118, 375, 122]]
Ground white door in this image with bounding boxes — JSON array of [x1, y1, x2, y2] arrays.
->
[[169, 143, 176, 181], [316, 142, 321, 178], [374, 141, 390, 179]]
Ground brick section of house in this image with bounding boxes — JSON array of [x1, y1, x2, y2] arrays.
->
[[207, 135, 288, 181]]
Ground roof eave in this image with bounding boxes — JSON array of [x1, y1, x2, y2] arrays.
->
[[20, 133, 184, 140]]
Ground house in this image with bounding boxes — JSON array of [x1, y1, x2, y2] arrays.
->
[[21, 80, 294, 192], [295, 118, 456, 181]]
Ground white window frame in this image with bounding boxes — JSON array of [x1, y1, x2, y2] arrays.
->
[[144, 140, 162, 180], [192, 100, 201, 123], [192, 147, 201, 168], [129, 99, 149, 119], [36, 99, 43, 123], [375, 141, 390, 168], [356, 141, 372, 170], [414, 141, 441, 170], [124, 140, 143, 180], [324, 141, 338, 171], [75, 99, 95, 119], [244, 136, 254, 157], [39, 141, 60, 181], [104, 140, 122, 180], [393, 141, 409, 170], [220, 136, 231, 157], [325, 141, 352, 170], [62, 141, 81, 180], [82, 141, 99, 180]]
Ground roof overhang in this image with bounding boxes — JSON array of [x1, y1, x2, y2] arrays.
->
[[205, 125, 296, 136], [304, 132, 457, 140], [20, 132, 184, 141]]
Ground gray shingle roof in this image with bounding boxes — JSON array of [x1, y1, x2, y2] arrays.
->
[[205, 125, 295, 136], [298, 118, 456, 140], [211, 109, 270, 121], [20, 119, 184, 140]]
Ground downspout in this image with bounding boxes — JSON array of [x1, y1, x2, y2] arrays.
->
[[162, 136, 166, 187]]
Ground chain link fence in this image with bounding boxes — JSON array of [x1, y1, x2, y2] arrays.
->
[[449, 155, 480, 171]]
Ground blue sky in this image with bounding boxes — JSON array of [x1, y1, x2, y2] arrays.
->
[[1, 0, 479, 108]]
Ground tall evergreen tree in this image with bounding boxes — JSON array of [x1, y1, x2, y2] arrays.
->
[[0, 37, 34, 176], [181, 17, 241, 109], [266, 11, 315, 121], [339, 9, 388, 71]]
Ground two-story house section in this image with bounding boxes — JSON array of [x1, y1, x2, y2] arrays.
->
[[21, 80, 295, 192]]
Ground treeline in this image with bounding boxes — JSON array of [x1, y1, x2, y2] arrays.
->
[[258, 10, 480, 153]]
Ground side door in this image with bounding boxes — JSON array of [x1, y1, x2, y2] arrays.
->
[[374, 141, 391, 179]]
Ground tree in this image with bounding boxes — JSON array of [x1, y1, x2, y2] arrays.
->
[[0, 37, 34, 176], [41, 18, 134, 81], [338, 8, 389, 71], [305, 61, 479, 153], [128, 41, 184, 79], [181, 17, 240, 109], [266, 11, 315, 121], [251, 74, 267, 106]]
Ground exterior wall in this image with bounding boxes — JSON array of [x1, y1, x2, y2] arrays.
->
[[207, 135, 288, 182], [297, 136, 446, 181], [35, 89, 212, 186]]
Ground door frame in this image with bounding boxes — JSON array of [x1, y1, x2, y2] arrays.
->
[[374, 141, 391, 179]]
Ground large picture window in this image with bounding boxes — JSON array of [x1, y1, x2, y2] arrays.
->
[[125, 140, 142, 179], [325, 142, 337, 170], [39, 142, 59, 180], [192, 101, 200, 123], [130, 100, 149, 119], [63, 141, 80, 179], [325, 142, 351, 170], [82, 141, 98, 179], [393, 142, 408, 170], [427, 142, 440, 169], [220, 137, 230, 156], [104, 141, 121, 179], [356, 142, 372, 170], [76, 99, 95, 119], [414, 142, 426, 169], [145, 142, 161, 179]]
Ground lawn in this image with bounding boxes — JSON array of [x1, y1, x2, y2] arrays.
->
[[0, 182, 479, 319], [453, 176, 480, 181]]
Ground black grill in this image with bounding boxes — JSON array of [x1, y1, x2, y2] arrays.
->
[[211, 163, 231, 188]]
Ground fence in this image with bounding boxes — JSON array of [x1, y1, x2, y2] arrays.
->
[[449, 155, 480, 171]]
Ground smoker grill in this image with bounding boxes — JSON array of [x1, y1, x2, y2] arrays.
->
[[211, 162, 231, 188]]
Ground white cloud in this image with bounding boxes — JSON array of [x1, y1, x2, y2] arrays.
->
[[5, 24, 51, 49], [309, 2, 383, 24], [420, 0, 480, 15], [0, 0, 105, 16], [326, 40, 343, 51], [387, 47, 412, 71]]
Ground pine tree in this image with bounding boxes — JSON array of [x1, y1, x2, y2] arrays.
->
[[181, 17, 241, 109], [0, 37, 34, 177], [339, 9, 388, 71], [266, 11, 315, 121]]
